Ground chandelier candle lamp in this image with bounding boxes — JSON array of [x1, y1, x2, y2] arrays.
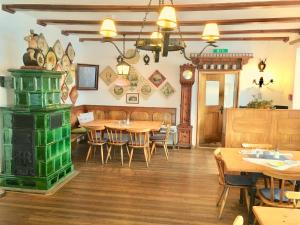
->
[[99, 0, 220, 66], [253, 59, 274, 88]]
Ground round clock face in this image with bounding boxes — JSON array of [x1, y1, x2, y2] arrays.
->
[[183, 70, 193, 80]]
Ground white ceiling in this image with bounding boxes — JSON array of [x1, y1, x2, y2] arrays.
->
[[2, 0, 300, 40]]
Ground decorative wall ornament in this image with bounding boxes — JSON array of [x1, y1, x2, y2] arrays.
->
[[53, 40, 64, 60], [100, 66, 117, 86], [160, 82, 175, 98], [69, 86, 79, 104], [148, 70, 166, 88], [126, 93, 139, 104], [23, 30, 44, 67], [66, 43, 75, 62], [110, 85, 128, 99], [61, 54, 71, 71], [61, 83, 69, 103], [125, 49, 140, 64], [37, 33, 48, 56], [138, 76, 155, 100], [45, 48, 57, 70], [127, 66, 140, 91]]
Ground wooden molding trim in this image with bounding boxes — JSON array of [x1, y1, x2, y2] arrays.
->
[[79, 37, 290, 42], [38, 17, 300, 27], [289, 37, 300, 45], [3, 1, 300, 14], [62, 29, 300, 36]]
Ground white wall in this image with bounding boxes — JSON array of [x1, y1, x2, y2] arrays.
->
[[0, 7, 78, 106], [293, 47, 300, 109]]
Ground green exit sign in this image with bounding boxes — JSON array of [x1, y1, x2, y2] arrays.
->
[[213, 48, 228, 53]]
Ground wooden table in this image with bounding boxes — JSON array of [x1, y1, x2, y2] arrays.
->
[[81, 120, 162, 132], [253, 206, 300, 225], [219, 148, 300, 225]]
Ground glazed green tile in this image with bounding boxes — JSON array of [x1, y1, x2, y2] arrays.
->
[[22, 77, 35, 91], [5, 160, 12, 175], [54, 156, 61, 171], [4, 145, 12, 160], [42, 78, 50, 91], [3, 113, 12, 128], [17, 93, 28, 105], [3, 129, 12, 144]]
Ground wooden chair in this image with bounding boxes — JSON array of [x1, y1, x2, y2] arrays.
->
[[105, 125, 129, 166], [233, 215, 243, 225], [214, 149, 253, 219], [127, 128, 150, 168], [257, 171, 300, 208], [242, 143, 273, 149], [149, 124, 170, 160], [85, 126, 107, 164]]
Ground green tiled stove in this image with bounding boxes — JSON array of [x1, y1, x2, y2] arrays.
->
[[0, 69, 74, 191]]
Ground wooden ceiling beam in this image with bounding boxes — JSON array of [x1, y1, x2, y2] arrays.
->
[[38, 17, 300, 27], [79, 37, 289, 42], [62, 29, 300, 36], [3, 1, 300, 14]]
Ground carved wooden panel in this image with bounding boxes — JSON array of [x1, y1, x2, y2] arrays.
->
[[177, 125, 192, 148], [130, 112, 150, 121], [223, 109, 300, 151], [152, 112, 172, 124], [108, 111, 127, 120]]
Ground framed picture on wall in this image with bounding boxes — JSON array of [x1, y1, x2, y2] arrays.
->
[[76, 63, 99, 90], [126, 93, 139, 104]]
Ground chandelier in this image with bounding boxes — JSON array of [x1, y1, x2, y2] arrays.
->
[[99, 0, 220, 74]]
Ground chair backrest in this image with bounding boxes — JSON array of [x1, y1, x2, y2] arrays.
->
[[127, 128, 150, 148], [78, 112, 94, 125], [105, 125, 127, 144], [262, 171, 300, 206], [86, 126, 105, 144], [233, 215, 243, 225], [159, 124, 171, 142], [242, 143, 273, 149], [285, 191, 300, 208], [214, 149, 225, 185]]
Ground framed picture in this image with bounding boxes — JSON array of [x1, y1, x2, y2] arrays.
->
[[126, 93, 139, 104], [76, 63, 99, 90], [148, 70, 166, 88]]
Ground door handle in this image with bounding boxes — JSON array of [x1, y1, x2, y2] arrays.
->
[[219, 106, 224, 114]]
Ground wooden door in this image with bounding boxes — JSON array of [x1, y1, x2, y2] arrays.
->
[[197, 72, 239, 145]]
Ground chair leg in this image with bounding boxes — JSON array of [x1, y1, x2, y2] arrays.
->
[[126, 145, 130, 157], [218, 186, 229, 219], [106, 144, 111, 160], [150, 142, 156, 161], [93, 146, 96, 158], [128, 148, 134, 168], [105, 145, 112, 163], [163, 143, 169, 160], [143, 147, 149, 167], [100, 145, 104, 165], [86, 146, 92, 162], [244, 188, 250, 212], [120, 145, 124, 166], [216, 186, 226, 206]]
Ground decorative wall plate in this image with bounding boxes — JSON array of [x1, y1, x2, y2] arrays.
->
[[138, 76, 154, 99], [109, 85, 128, 99], [45, 48, 57, 70], [125, 49, 140, 64], [35, 51, 45, 67], [65, 73, 74, 86], [61, 83, 69, 103], [69, 86, 78, 104], [100, 66, 117, 86], [37, 33, 49, 56], [66, 43, 75, 62], [127, 66, 140, 90], [160, 82, 175, 98], [148, 70, 166, 88], [61, 54, 71, 71], [53, 40, 64, 59]]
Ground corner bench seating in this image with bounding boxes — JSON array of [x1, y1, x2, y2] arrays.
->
[[71, 105, 177, 146]]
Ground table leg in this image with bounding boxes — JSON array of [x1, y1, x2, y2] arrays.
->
[[248, 185, 257, 225]]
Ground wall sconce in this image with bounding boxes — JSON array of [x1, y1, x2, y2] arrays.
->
[[253, 59, 274, 88]]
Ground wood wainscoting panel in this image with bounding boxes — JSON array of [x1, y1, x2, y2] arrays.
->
[[71, 105, 176, 127], [223, 109, 300, 149]]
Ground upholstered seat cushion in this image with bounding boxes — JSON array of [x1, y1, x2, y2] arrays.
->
[[150, 134, 166, 141], [225, 175, 253, 186], [259, 188, 289, 202]]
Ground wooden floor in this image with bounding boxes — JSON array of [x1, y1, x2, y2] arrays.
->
[[0, 144, 247, 225]]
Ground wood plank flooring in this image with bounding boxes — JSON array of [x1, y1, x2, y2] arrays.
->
[[0, 144, 247, 225]]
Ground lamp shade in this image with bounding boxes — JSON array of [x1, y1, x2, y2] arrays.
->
[[150, 31, 163, 39], [202, 23, 220, 43], [100, 18, 117, 38], [116, 59, 130, 75], [157, 6, 177, 31]]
